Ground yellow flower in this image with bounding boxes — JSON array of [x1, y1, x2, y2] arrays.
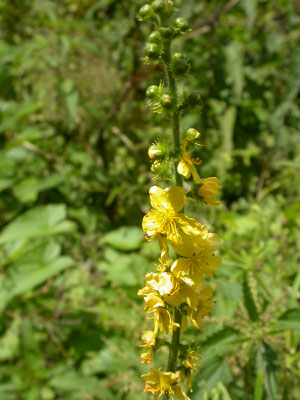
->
[[171, 234, 221, 289], [141, 347, 154, 364], [183, 350, 200, 372], [168, 229, 219, 259], [177, 139, 202, 184], [197, 177, 221, 206], [187, 286, 214, 330], [142, 369, 190, 400], [140, 330, 156, 348], [142, 186, 208, 247]]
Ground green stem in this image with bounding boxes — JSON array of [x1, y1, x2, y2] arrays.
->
[[163, 39, 183, 187], [162, 39, 183, 400]]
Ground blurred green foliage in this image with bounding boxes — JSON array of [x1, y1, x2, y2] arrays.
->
[[0, 0, 299, 399]]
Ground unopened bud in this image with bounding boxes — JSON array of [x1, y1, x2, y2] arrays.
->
[[145, 42, 161, 60], [152, 0, 176, 16], [146, 85, 160, 99], [160, 94, 173, 108], [151, 160, 162, 173], [159, 26, 174, 39], [139, 4, 155, 20], [149, 30, 162, 44], [173, 17, 190, 34], [171, 53, 190, 76], [148, 143, 166, 160], [185, 128, 200, 141]]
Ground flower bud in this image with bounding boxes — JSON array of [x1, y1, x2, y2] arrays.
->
[[186, 91, 202, 107], [173, 17, 190, 34], [151, 160, 162, 173], [139, 4, 155, 21], [160, 93, 173, 108], [148, 143, 167, 160], [145, 42, 161, 60], [151, 0, 165, 12], [146, 85, 160, 99], [152, 0, 176, 16], [149, 30, 162, 44], [159, 26, 174, 39], [171, 53, 190, 76], [185, 128, 200, 141]]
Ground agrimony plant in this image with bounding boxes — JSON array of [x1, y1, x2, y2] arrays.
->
[[138, 1, 222, 399]]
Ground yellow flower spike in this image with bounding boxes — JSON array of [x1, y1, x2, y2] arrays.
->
[[183, 350, 200, 372], [142, 369, 191, 400], [177, 139, 202, 184], [140, 330, 156, 348], [197, 177, 222, 206]]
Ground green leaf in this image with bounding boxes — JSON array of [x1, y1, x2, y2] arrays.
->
[[49, 370, 110, 397], [0, 204, 76, 244], [243, 272, 259, 321], [256, 342, 279, 400], [13, 175, 65, 203], [275, 308, 300, 331], [100, 226, 144, 251], [192, 357, 232, 399], [0, 319, 20, 361], [199, 327, 241, 360], [0, 241, 73, 310]]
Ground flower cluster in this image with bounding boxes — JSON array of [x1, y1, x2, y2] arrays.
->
[[139, 180, 221, 398]]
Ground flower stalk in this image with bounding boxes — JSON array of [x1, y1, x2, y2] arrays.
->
[[138, 2, 223, 399]]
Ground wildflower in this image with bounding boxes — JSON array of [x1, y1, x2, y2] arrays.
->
[[186, 286, 214, 330], [140, 330, 156, 348], [197, 177, 221, 206], [142, 186, 208, 243], [177, 139, 202, 183], [171, 235, 221, 289], [141, 347, 154, 364], [142, 369, 191, 399]]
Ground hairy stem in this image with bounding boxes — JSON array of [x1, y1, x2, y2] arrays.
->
[[163, 39, 183, 187]]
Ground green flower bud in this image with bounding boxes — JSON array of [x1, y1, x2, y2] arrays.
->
[[145, 42, 161, 60], [148, 142, 167, 160], [173, 17, 190, 33], [146, 85, 160, 99], [159, 26, 174, 39], [171, 53, 190, 76], [151, 0, 165, 12], [149, 30, 162, 44], [185, 128, 200, 141], [180, 91, 202, 111], [139, 4, 155, 20], [152, 0, 175, 15], [160, 93, 173, 108], [186, 91, 202, 107]]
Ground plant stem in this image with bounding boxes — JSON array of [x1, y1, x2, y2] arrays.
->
[[162, 38, 183, 400], [163, 39, 183, 187]]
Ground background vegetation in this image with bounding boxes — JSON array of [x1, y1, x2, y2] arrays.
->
[[0, 0, 299, 399]]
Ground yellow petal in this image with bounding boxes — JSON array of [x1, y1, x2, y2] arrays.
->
[[165, 186, 186, 213], [177, 159, 191, 179], [173, 385, 191, 400]]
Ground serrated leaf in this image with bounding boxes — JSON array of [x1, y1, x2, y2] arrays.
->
[[243, 272, 259, 321]]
